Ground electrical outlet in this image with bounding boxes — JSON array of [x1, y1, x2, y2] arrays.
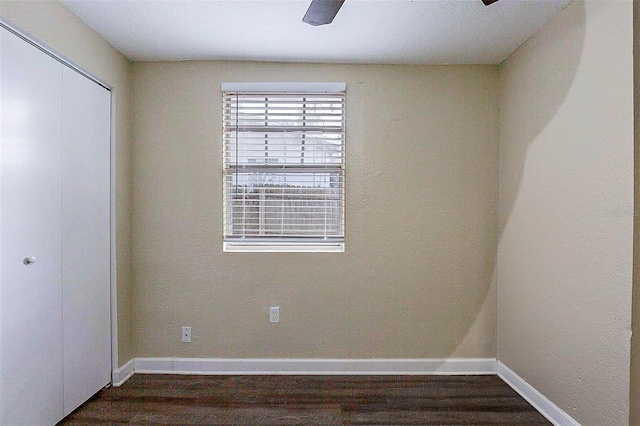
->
[[181, 326, 192, 343], [269, 307, 280, 323]]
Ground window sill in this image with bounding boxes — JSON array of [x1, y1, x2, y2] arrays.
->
[[223, 241, 345, 253]]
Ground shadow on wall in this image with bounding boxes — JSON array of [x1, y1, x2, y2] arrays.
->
[[498, 1, 586, 238], [449, 1, 586, 357]]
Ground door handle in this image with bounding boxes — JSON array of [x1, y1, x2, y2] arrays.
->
[[23, 256, 36, 265]]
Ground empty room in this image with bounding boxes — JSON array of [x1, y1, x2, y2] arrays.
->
[[0, 0, 638, 425]]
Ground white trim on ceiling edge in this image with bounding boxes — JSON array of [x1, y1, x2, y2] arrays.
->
[[497, 362, 581, 426], [112, 358, 582, 425]]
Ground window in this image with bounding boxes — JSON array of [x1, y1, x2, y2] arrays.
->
[[222, 82, 346, 252]]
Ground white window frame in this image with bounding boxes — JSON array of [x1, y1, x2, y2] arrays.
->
[[222, 82, 346, 253]]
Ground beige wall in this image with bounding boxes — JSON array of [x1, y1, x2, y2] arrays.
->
[[497, 1, 634, 425], [0, 1, 135, 366], [632, 0, 640, 424], [131, 61, 498, 358]]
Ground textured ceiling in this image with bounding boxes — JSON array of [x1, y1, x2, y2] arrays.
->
[[61, 0, 573, 64]]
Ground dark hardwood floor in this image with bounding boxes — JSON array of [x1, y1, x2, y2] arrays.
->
[[58, 374, 551, 425]]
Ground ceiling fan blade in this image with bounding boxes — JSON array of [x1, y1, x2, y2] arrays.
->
[[481, 0, 500, 5], [302, 0, 346, 26]]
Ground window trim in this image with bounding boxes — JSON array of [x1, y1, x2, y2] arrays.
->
[[221, 82, 346, 253], [223, 241, 345, 253], [221, 82, 346, 93]]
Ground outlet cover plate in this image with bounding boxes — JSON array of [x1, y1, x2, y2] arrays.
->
[[182, 326, 192, 343], [269, 307, 280, 323]]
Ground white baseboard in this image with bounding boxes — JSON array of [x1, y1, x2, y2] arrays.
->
[[497, 362, 580, 426], [112, 358, 135, 387], [128, 357, 497, 376]]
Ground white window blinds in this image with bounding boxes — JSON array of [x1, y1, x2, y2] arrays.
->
[[223, 86, 345, 250]]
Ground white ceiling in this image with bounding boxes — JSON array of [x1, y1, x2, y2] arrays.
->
[[60, 0, 573, 65]]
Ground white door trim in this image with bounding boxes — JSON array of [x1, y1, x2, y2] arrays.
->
[[0, 20, 110, 89]]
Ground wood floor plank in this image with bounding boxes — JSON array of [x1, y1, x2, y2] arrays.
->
[[58, 374, 551, 425]]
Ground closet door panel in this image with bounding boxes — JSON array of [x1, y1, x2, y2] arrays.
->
[[0, 28, 64, 425], [61, 67, 112, 415]]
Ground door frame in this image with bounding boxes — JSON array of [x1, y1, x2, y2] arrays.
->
[[0, 19, 119, 378]]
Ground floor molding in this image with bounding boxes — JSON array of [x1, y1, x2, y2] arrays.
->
[[124, 357, 497, 377], [112, 358, 135, 387], [497, 362, 581, 426]]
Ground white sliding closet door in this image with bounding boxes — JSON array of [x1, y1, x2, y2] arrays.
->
[[62, 67, 111, 416], [1, 25, 112, 424], [0, 27, 65, 425]]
